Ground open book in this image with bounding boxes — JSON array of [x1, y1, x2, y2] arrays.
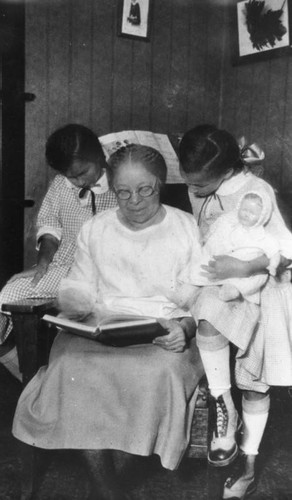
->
[[42, 312, 167, 347], [99, 130, 183, 184]]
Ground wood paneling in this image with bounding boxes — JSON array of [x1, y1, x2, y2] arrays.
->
[[24, 0, 292, 265]]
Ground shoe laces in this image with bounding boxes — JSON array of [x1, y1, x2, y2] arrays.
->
[[214, 395, 228, 438]]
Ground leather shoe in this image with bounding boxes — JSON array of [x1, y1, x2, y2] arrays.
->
[[222, 451, 257, 499], [208, 392, 241, 467]]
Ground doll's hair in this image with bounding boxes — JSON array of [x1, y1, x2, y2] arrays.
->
[[242, 192, 262, 205], [45, 124, 106, 174], [107, 144, 167, 188], [179, 124, 244, 178]]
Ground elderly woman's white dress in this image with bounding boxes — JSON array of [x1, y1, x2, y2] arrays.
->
[[12, 205, 204, 470]]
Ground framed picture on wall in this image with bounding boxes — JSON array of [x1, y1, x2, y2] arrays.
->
[[233, 0, 292, 64], [117, 0, 152, 41]]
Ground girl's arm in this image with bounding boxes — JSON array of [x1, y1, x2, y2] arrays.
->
[[8, 234, 59, 285], [201, 254, 269, 280]]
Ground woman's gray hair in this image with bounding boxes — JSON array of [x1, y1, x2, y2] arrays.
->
[[107, 144, 167, 187]]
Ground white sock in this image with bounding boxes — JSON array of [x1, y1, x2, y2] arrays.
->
[[199, 344, 231, 398], [0, 346, 22, 382], [241, 395, 270, 455]]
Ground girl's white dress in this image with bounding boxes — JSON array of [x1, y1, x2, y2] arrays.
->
[[12, 206, 204, 470], [0, 173, 117, 343], [189, 171, 292, 389]]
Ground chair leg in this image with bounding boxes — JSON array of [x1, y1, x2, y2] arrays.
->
[[17, 441, 37, 500]]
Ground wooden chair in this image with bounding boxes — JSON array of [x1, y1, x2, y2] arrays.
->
[[3, 298, 210, 500]]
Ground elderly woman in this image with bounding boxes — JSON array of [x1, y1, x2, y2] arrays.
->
[[12, 144, 204, 500]]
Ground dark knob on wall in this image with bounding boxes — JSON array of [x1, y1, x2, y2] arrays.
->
[[0, 90, 36, 103], [0, 199, 35, 207]]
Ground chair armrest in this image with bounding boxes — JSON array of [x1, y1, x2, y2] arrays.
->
[[2, 298, 56, 315], [2, 298, 58, 385]]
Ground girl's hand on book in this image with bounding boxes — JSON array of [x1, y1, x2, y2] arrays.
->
[[153, 319, 186, 353]]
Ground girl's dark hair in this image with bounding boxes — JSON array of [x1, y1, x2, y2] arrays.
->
[[45, 124, 106, 173], [179, 124, 243, 178], [107, 144, 167, 187]]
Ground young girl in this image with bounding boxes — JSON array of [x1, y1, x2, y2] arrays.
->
[[179, 124, 292, 500], [0, 124, 117, 379]]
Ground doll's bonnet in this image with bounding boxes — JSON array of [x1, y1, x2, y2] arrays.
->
[[237, 190, 273, 227]]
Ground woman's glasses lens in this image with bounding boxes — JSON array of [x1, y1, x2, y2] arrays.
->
[[115, 185, 156, 200]]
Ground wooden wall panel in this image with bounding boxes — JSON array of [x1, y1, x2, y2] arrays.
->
[[91, 0, 115, 135], [203, 2, 226, 126], [249, 60, 271, 148], [168, 0, 190, 135], [150, 0, 172, 132], [24, 2, 49, 263], [46, 0, 71, 182], [264, 57, 289, 190], [131, 39, 152, 131], [185, 1, 209, 129], [281, 58, 292, 191], [111, 35, 133, 131], [69, 0, 93, 126]]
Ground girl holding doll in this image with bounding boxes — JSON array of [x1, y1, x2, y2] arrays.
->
[[178, 124, 292, 500]]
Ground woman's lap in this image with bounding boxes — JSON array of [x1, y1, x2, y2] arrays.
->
[[13, 333, 204, 470]]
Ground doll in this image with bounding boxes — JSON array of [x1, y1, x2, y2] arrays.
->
[[201, 190, 281, 303]]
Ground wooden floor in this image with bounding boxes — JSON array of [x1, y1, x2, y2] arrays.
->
[[1, 364, 292, 500]]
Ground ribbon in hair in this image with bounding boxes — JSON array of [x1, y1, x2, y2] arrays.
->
[[238, 136, 265, 167]]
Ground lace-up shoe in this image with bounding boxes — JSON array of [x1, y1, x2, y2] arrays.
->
[[222, 451, 256, 499], [208, 391, 241, 467]]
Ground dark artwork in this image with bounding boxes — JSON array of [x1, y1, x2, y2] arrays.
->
[[245, 0, 287, 50], [127, 2, 141, 26]]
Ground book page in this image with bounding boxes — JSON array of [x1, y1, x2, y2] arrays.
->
[[42, 312, 157, 333], [99, 130, 183, 184]]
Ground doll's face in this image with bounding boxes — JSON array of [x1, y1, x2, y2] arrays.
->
[[238, 197, 262, 227]]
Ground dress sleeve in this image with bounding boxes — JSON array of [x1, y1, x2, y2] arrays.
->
[[61, 219, 98, 301], [36, 176, 63, 247]]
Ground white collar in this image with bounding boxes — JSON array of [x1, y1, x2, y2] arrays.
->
[[65, 171, 110, 195], [216, 171, 252, 196]]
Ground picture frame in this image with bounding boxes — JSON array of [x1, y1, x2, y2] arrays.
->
[[117, 0, 152, 41], [233, 0, 292, 65]]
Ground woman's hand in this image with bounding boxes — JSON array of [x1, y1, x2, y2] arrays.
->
[[153, 318, 186, 353], [57, 284, 95, 321], [8, 263, 49, 287]]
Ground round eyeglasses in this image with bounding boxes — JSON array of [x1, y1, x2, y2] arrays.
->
[[114, 184, 157, 200]]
